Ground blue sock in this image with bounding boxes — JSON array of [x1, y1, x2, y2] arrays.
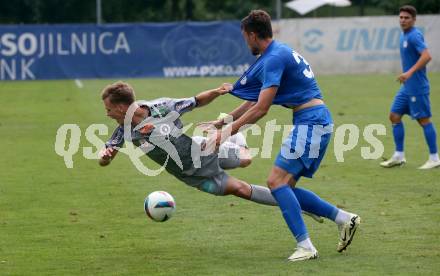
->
[[422, 122, 438, 154], [393, 122, 405, 152], [292, 187, 339, 221], [271, 185, 308, 242]]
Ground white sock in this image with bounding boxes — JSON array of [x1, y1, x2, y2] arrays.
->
[[335, 209, 353, 225], [429, 153, 439, 162], [297, 238, 316, 251], [392, 151, 405, 160]]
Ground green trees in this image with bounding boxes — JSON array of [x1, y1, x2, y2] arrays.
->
[[0, 0, 438, 24], [369, 0, 440, 15]]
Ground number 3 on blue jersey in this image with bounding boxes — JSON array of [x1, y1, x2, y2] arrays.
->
[[292, 50, 314, 79]]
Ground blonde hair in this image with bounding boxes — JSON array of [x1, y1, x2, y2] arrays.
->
[[101, 81, 135, 105]]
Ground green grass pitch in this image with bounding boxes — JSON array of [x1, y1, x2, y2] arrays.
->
[[1, 74, 439, 275]]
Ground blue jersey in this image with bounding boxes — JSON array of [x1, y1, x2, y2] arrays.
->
[[231, 40, 322, 107], [400, 27, 429, 95]]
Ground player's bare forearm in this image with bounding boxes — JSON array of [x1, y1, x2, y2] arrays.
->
[[411, 50, 431, 72], [398, 50, 431, 83], [230, 87, 277, 135], [228, 101, 255, 121], [207, 101, 255, 130], [230, 104, 268, 135], [195, 84, 230, 107], [195, 89, 222, 107]]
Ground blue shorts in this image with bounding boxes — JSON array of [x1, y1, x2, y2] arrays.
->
[[391, 87, 431, 119], [275, 105, 333, 181]]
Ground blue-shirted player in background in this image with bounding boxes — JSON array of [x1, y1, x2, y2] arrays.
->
[[205, 10, 360, 261], [381, 5, 439, 169]]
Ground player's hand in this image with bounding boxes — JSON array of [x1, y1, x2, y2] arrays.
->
[[99, 147, 118, 166], [197, 120, 224, 132], [397, 71, 412, 83], [217, 83, 233, 95], [99, 147, 114, 161]]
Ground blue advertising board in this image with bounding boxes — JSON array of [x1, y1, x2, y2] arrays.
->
[[0, 22, 254, 80]]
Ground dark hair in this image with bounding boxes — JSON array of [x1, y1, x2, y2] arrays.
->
[[399, 5, 417, 18], [101, 81, 135, 105], [241, 10, 273, 39]]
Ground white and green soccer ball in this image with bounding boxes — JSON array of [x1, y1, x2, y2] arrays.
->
[[144, 191, 176, 222]]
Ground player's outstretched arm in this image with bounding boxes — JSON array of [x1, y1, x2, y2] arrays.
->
[[206, 87, 277, 149], [195, 83, 231, 107], [226, 101, 256, 121], [99, 147, 118, 166], [197, 101, 256, 132]]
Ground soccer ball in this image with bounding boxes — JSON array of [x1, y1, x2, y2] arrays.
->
[[144, 191, 176, 222]]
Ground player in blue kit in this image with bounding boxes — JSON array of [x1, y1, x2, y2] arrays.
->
[[381, 5, 439, 169], [205, 10, 360, 261]]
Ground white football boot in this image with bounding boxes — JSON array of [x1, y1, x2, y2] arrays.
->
[[418, 159, 440, 169], [380, 157, 406, 168], [287, 247, 318, 262], [337, 214, 361, 252]]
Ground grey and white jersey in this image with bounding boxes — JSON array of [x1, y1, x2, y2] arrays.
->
[[106, 97, 197, 148], [105, 97, 222, 181]]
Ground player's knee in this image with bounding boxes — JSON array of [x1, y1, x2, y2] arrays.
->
[[417, 117, 431, 126], [267, 169, 293, 190], [227, 180, 251, 198], [239, 158, 252, 168], [234, 183, 250, 198], [267, 177, 281, 190], [266, 174, 296, 190], [389, 113, 401, 124]]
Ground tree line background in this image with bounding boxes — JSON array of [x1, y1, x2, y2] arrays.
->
[[0, 0, 439, 24]]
